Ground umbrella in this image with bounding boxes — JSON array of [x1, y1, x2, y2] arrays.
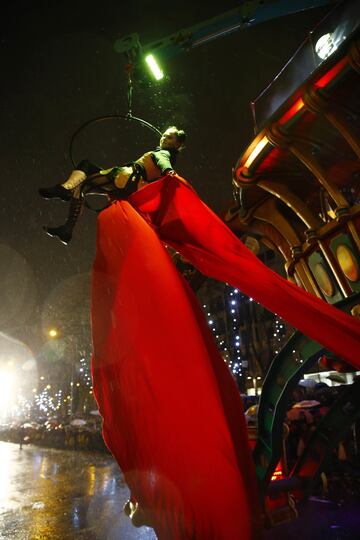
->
[[70, 419, 87, 426], [298, 379, 317, 388], [245, 405, 259, 417], [245, 405, 258, 425], [327, 373, 347, 384], [292, 400, 320, 409]]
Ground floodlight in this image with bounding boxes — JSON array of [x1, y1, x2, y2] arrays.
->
[[145, 54, 164, 80], [315, 33, 337, 60]]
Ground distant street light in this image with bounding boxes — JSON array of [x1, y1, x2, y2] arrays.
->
[[48, 328, 58, 338]]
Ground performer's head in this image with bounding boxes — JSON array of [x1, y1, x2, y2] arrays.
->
[[160, 126, 186, 151]]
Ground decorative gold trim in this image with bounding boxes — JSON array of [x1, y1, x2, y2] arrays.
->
[[258, 178, 321, 230], [252, 198, 302, 251], [303, 87, 360, 160], [294, 260, 322, 298], [318, 240, 351, 297]]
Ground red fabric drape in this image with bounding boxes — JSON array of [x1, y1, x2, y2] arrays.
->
[[91, 198, 262, 540], [91, 174, 360, 539], [128, 175, 360, 367]]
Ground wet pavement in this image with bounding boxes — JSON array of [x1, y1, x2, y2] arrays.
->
[[0, 441, 156, 540], [1, 440, 360, 539]]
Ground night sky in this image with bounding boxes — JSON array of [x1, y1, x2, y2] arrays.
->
[[0, 0, 331, 352]]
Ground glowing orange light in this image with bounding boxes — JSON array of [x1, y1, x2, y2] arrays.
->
[[278, 98, 305, 125], [271, 469, 284, 481], [271, 460, 285, 481], [243, 136, 269, 170], [314, 57, 348, 89]]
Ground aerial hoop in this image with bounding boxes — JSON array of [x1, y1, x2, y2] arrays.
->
[[69, 56, 162, 167], [68, 113, 162, 213], [68, 60, 163, 213], [68, 113, 162, 168]]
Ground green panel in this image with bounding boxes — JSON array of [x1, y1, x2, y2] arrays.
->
[[307, 251, 343, 304], [253, 292, 360, 500], [329, 233, 360, 293]]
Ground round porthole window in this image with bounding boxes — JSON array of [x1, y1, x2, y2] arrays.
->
[[313, 262, 334, 297], [336, 244, 359, 282]]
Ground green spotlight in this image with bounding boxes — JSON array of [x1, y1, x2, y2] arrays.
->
[[145, 54, 164, 80]]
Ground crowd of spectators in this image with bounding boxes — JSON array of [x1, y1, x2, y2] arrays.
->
[[0, 414, 108, 452], [1, 380, 359, 502], [285, 380, 360, 500], [242, 378, 360, 500]]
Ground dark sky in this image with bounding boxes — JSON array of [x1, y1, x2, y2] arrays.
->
[[0, 0, 332, 351]]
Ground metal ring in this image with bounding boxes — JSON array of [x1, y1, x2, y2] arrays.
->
[[69, 113, 162, 167]]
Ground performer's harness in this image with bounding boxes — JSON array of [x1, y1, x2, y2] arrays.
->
[[82, 162, 146, 211]]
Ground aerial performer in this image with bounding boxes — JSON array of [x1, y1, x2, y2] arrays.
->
[[39, 126, 360, 539]]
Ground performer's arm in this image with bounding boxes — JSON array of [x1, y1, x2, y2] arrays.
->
[[151, 150, 175, 175]]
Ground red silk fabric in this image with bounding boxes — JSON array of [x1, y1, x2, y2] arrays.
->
[[91, 195, 261, 539], [91, 175, 360, 539], [127, 175, 360, 367]]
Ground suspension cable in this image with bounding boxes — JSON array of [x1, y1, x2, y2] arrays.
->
[[68, 62, 162, 168]]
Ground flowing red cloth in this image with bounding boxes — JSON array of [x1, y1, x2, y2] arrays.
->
[[91, 198, 262, 539], [127, 175, 360, 367], [91, 174, 360, 539]]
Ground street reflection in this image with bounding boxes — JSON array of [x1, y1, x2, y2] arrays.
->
[[0, 441, 156, 539], [87, 464, 96, 496], [0, 442, 13, 510]]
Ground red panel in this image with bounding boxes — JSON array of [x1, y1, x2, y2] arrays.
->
[[278, 98, 305, 125], [314, 57, 349, 89]]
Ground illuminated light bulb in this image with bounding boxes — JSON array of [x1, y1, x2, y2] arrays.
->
[[145, 54, 164, 80], [243, 136, 269, 170], [315, 33, 337, 60]]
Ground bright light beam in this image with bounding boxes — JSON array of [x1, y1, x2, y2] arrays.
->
[[145, 54, 164, 80], [315, 33, 339, 60], [0, 370, 16, 419]]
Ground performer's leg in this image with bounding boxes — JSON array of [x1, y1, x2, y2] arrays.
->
[[43, 186, 84, 244], [42, 167, 122, 244], [39, 160, 101, 201]]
